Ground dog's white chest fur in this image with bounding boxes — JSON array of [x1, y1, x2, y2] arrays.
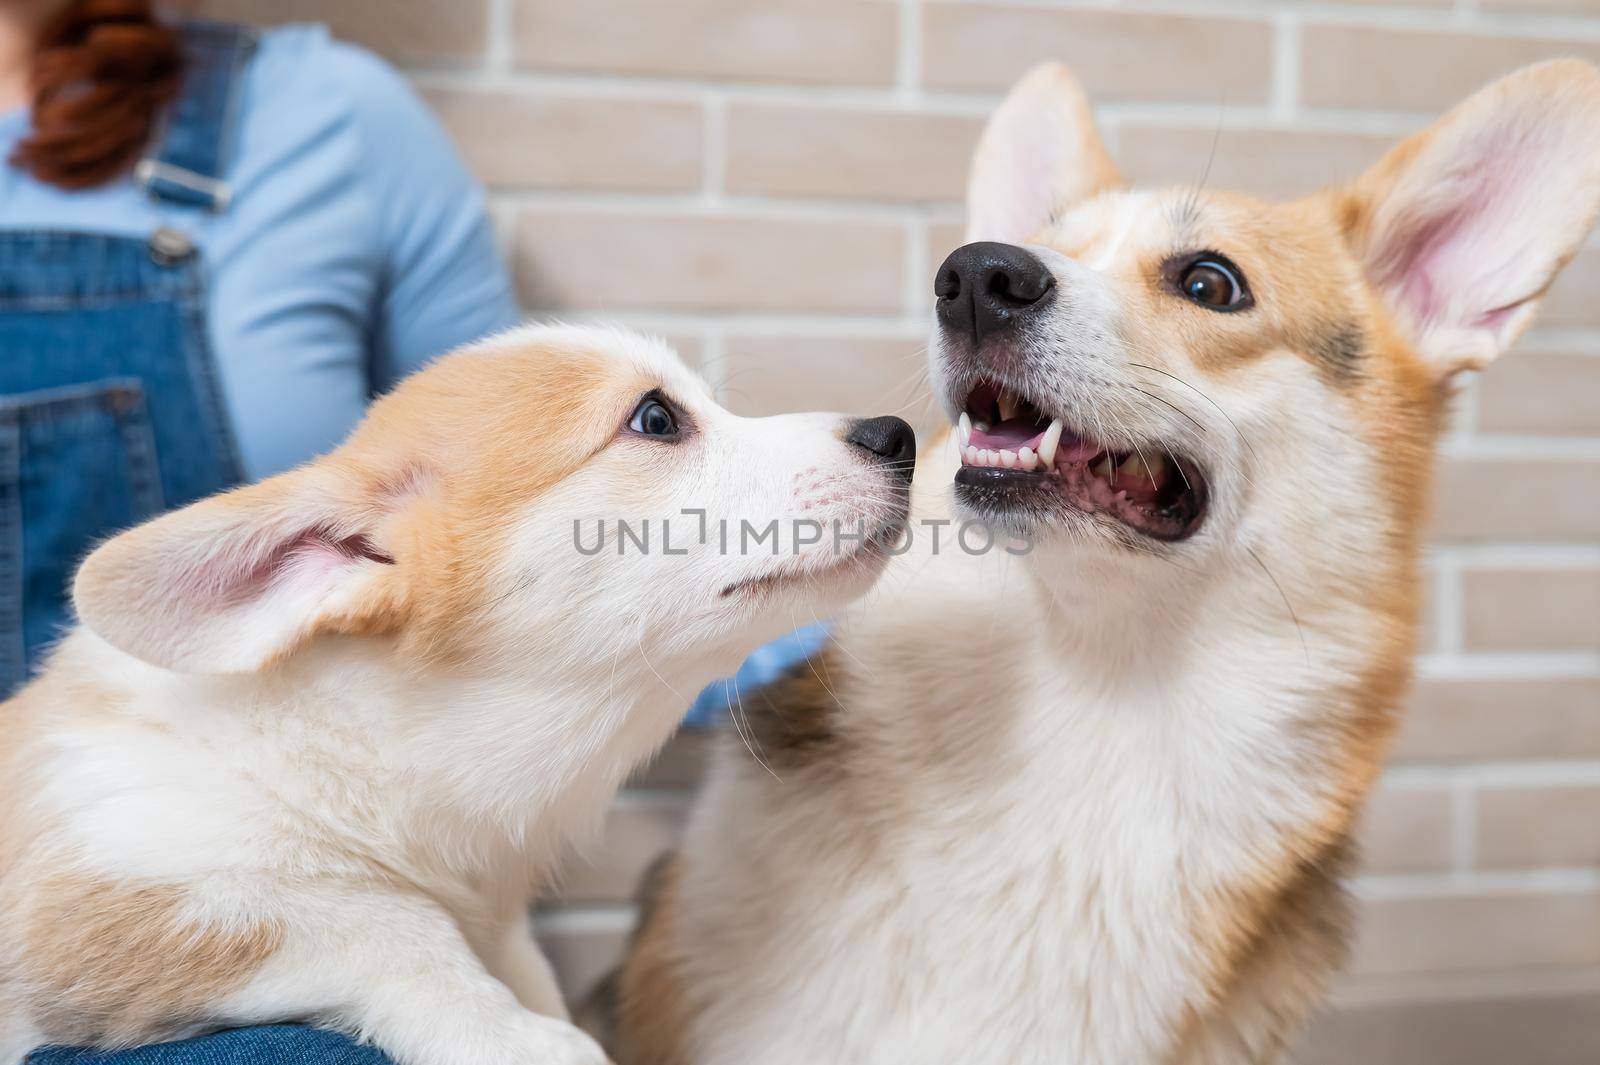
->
[[674, 528, 1344, 1065]]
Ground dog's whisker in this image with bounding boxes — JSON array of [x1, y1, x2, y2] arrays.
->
[[1246, 545, 1311, 667], [727, 675, 781, 782], [1128, 362, 1261, 469], [1167, 448, 1192, 493], [1127, 385, 1207, 438]]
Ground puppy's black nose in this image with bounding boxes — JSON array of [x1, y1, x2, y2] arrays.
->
[[845, 416, 916, 481], [934, 241, 1055, 345]]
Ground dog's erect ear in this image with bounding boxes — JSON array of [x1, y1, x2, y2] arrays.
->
[[73, 465, 417, 674], [965, 63, 1122, 244], [1340, 59, 1600, 375]]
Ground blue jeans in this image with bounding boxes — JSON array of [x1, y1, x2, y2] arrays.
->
[[27, 1026, 393, 1065]]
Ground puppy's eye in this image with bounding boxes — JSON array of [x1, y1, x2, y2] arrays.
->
[[1176, 257, 1250, 311], [629, 397, 678, 437]]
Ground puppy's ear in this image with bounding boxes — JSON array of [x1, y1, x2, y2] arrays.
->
[[1340, 59, 1600, 375], [965, 63, 1122, 244], [73, 463, 420, 674]]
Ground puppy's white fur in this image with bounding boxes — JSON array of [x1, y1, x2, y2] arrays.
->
[[602, 62, 1600, 1065], [0, 324, 910, 1065]]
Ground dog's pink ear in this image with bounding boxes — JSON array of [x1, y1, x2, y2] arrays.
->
[[965, 63, 1122, 244], [1343, 59, 1600, 374], [73, 467, 412, 674]]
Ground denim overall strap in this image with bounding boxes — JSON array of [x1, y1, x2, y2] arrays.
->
[[134, 20, 257, 212], [0, 21, 253, 694]]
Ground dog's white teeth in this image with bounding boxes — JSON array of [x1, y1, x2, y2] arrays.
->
[[965, 446, 1037, 469], [974, 421, 990, 433], [1092, 452, 1115, 480], [958, 411, 972, 449], [1038, 419, 1063, 471]]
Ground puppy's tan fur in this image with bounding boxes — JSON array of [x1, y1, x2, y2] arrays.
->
[[2, 324, 913, 1065]]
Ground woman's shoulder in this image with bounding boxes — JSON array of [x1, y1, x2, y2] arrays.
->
[[223, 21, 473, 220], [243, 23, 426, 138]]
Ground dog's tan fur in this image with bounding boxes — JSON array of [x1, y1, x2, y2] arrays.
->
[[600, 60, 1600, 1065], [0, 676, 283, 1050], [18, 876, 284, 1048]]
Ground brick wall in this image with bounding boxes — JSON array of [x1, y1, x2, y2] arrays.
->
[[204, 2, 1600, 1060]]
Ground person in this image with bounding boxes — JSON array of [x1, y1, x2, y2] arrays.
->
[[0, 0, 519, 698], [3, 1, 516, 1061]]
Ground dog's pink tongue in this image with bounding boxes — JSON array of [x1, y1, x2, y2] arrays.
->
[[970, 419, 1044, 450], [1055, 433, 1101, 463]]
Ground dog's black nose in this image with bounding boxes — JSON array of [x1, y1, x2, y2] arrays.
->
[[845, 416, 916, 481], [934, 241, 1056, 345]]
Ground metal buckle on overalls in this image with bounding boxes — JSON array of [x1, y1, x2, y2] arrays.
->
[[134, 158, 235, 212], [147, 226, 196, 267]]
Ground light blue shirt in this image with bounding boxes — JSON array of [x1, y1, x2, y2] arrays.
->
[[0, 24, 519, 479]]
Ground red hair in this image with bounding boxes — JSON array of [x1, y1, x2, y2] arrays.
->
[[10, 0, 184, 189]]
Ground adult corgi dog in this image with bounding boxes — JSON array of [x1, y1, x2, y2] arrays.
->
[[0, 324, 915, 1065], [598, 62, 1600, 1065]]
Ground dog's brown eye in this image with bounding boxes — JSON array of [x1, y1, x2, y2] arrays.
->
[[1176, 258, 1249, 311], [629, 397, 678, 437]]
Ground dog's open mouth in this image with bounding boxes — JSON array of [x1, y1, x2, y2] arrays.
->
[[954, 379, 1207, 542]]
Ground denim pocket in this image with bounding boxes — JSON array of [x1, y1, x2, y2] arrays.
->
[[0, 378, 165, 692]]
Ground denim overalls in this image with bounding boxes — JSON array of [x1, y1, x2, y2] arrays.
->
[[0, 22, 253, 695]]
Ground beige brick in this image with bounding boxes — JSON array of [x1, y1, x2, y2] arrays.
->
[[1300, 26, 1600, 112], [1297, 976, 1600, 1065], [923, 5, 1273, 103], [1463, 569, 1600, 652], [1348, 892, 1600, 976], [551, 794, 690, 904], [1358, 785, 1454, 874], [1478, 352, 1600, 436], [1395, 677, 1600, 762], [512, 211, 905, 313], [1484, 0, 1600, 12], [1326, 964, 1600, 1010], [534, 918, 629, 1000], [725, 104, 982, 204], [1478, 786, 1600, 869], [512, 0, 897, 85], [1115, 125, 1394, 201], [720, 334, 942, 431], [927, 220, 967, 264], [1417, 568, 1440, 654], [1539, 248, 1600, 330], [1433, 457, 1600, 541], [198, 0, 487, 62], [654, 333, 707, 368], [923, 220, 970, 312], [423, 89, 702, 192]]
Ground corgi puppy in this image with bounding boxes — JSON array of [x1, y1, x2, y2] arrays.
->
[[597, 62, 1600, 1065], [0, 324, 915, 1065]]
